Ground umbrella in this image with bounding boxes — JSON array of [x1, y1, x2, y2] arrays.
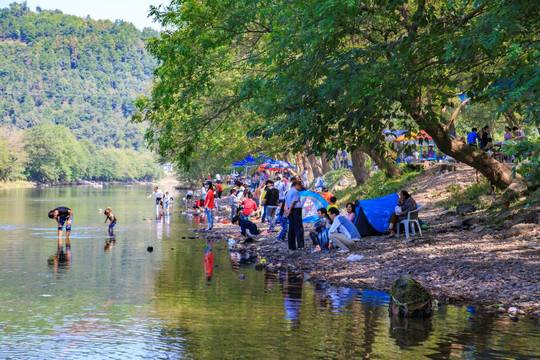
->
[[393, 130, 432, 142], [257, 160, 296, 172]]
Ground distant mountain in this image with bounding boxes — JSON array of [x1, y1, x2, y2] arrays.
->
[[0, 3, 158, 149]]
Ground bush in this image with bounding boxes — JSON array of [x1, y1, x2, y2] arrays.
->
[[503, 138, 540, 188]]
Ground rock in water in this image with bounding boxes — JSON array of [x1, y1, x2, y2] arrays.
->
[[389, 278, 432, 318]]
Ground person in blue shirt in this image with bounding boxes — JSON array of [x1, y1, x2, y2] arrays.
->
[[327, 207, 360, 253], [284, 180, 305, 250], [467, 128, 478, 147]]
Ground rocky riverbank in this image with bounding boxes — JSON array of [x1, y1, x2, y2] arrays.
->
[[188, 167, 540, 320]]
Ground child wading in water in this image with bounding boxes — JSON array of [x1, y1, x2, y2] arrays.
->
[[104, 207, 117, 234]]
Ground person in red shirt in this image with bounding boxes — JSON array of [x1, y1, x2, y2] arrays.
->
[[204, 182, 215, 230], [321, 187, 334, 202], [216, 181, 223, 199], [241, 193, 258, 218]]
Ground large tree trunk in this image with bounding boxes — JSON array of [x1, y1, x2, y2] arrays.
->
[[294, 152, 304, 174], [413, 115, 517, 189], [351, 149, 370, 186], [283, 152, 292, 165], [301, 153, 314, 182], [308, 154, 323, 179], [359, 146, 402, 178], [357, 136, 402, 178], [321, 153, 333, 173]]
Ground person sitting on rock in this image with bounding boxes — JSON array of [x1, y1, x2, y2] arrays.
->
[[386, 190, 417, 238], [327, 207, 360, 253], [232, 216, 260, 243]]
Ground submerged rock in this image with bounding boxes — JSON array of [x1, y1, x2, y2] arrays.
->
[[389, 278, 432, 318]]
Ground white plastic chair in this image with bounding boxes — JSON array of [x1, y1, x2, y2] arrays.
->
[[397, 203, 422, 239]]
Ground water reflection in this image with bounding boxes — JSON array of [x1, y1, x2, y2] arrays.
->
[[390, 314, 433, 348], [229, 251, 241, 271], [204, 242, 214, 283], [104, 233, 116, 252], [0, 186, 538, 360], [280, 271, 303, 327], [47, 245, 71, 276]]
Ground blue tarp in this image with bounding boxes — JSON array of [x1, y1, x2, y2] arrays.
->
[[358, 192, 399, 233], [359, 290, 391, 308], [299, 190, 329, 223]]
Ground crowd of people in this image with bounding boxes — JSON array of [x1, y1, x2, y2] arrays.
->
[[191, 169, 419, 255]]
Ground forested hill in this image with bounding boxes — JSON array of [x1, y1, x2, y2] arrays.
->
[[0, 3, 158, 149]]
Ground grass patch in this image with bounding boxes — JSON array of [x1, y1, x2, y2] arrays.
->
[[324, 166, 424, 206], [438, 178, 494, 210], [322, 169, 353, 190]]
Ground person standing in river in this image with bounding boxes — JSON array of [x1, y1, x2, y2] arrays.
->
[[147, 187, 164, 213], [48, 206, 73, 247], [104, 207, 117, 234]]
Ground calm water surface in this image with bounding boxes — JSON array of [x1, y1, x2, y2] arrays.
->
[[0, 186, 538, 359]]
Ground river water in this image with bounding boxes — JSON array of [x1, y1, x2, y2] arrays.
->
[[0, 186, 538, 359]]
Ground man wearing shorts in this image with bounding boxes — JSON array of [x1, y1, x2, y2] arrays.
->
[[48, 207, 73, 247], [147, 187, 164, 210]]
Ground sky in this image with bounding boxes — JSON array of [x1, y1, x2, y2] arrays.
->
[[0, 0, 166, 30]]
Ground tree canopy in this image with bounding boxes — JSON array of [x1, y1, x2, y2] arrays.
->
[[138, 0, 538, 188]]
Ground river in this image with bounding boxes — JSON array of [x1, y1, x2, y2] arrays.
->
[[0, 186, 538, 359]]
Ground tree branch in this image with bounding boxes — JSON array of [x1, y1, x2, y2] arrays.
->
[[445, 97, 470, 132]]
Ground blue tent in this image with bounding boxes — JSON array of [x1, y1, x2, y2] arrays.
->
[[299, 190, 329, 223], [232, 154, 257, 167], [353, 192, 398, 236]]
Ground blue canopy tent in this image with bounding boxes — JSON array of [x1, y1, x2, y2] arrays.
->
[[232, 154, 275, 167], [299, 190, 329, 223], [232, 154, 258, 167], [353, 192, 398, 236], [231, 154, 275, 177]]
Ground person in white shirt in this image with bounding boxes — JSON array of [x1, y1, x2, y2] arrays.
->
[[147, 187, 164, 210], [301, 169, 310, 189], [274, 176, 286, 201]]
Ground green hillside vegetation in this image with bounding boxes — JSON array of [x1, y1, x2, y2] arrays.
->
[[0, 3, 164, 183]]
